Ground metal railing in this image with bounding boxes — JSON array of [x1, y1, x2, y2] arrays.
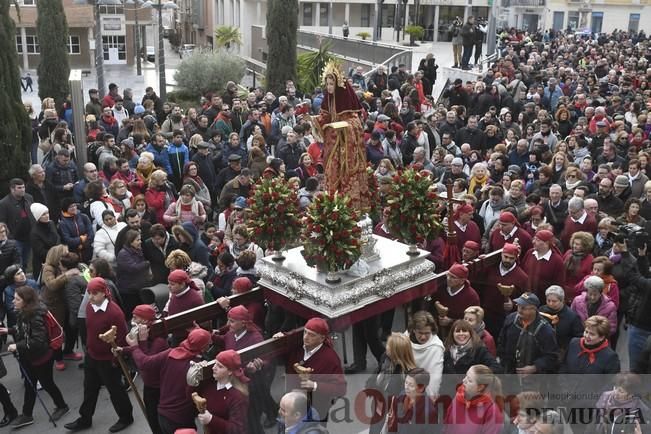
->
[[502, 0, 546, 6], [363, 49, 414, 80]]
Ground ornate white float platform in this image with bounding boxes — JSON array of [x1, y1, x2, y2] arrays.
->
[[257, 235, 436, 319]]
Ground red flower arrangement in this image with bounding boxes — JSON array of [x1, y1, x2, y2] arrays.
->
[[385, 168, 442, 244], [247, 177, 300, 251], [301, 191, 363, 272]]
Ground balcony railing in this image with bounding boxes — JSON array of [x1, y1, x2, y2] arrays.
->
[[503, 0, 546, 6]]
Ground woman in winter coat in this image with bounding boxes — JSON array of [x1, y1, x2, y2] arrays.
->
[[40, 245, 84, 370], [562, 315, 620, 375], [29, 203, 60, 279], [84, 180, 118, 229], [442, 320, 502, 377], [538, 285, 584, 360], [0, 222, 21, 278], [463, 306, 496, 356], [571, 275, 618, 337], [595, 373, 650, 434], [107, 178, 133, 219], [367, 333, 417, 434], [575, 256, 620, 309], [3, 265, 39, 328], [92, 210, 127, 269], [562, 231, 594, 303], [386, 368, 438, 434], [163, 184, 207, 228], [58, 198, 94, 263], [145, 169, 177, 224], [406, 310, 444, 397], [228, 224, 264, 261], [1, 286, 69, 428], [182, 161, 212, 214], [443, 364, 504, 434], [116, 229, 151, 319]]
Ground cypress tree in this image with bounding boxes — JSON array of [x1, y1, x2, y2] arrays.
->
[[265, 0, 298, 97], [36, 0, 70, 110], [0, 0, 33, 193]]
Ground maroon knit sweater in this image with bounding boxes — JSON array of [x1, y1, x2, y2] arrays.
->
[[85, 300, 127, 361]]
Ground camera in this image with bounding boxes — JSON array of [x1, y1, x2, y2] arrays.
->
[[615, 223, 650, 250]]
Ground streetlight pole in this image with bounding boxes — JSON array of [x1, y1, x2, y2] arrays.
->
[[328, 0, 333, 35], [94, 0, 106, 97], [157, 0, 166, 100]]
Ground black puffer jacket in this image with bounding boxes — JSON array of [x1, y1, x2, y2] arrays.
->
[[12, 303, 51, 364]]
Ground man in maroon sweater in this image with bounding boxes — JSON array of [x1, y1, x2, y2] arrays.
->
[[131, 327, 212, 434], [283, 318, 346, 424], [430, 263, 480, 333], [212, 306, 275, 434], [123, 304, 168, 434], [474, 243, 529, 337], [64, 278, 133, 433], [559, 197, 598, 250], [488, 211, 532, 258], [163, 269, 205, 345], [451, 204, 481, 262], [522, 229, 566, 300]]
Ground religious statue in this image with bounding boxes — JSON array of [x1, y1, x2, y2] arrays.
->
[[308, 61, 370, 212]]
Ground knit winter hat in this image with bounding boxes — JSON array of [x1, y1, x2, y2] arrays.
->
[[227, 305, 250, 322], [30, 203, 49, 221]]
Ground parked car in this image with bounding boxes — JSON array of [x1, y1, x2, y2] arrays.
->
[[145, 46, 155, 62]]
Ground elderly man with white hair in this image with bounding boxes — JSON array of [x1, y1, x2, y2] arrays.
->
[[560, 196, 598, 249], [584, 198, 599, 219]]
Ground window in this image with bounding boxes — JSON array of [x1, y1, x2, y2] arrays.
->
[[302, 3, 312, 26], [22, 0, 35, 5], [99, 5, 123, 15], [361, 4, 371, 27], [567, 11, 579, 30], [15, 34, 22, 54], [320, 3, 329, 27], [381, 4, 395, 27], [629, 13, 640, 33], [102, 35, 126, 62], [26, 35, 39, 54], [67, 35, 81, 54]]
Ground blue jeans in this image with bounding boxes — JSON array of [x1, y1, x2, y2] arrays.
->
[[628, 325, 651, 371], [15, 240, 30, 271]]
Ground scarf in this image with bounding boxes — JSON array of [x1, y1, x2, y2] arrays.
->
[[175, 196, 200, 219], [474, 321, 486, 337], [578, 337, 609, 364], [231, 241, 251, 258], [565, 179, 581, 190], [455, 385, 494, 409], [565, 252, 586, 274], [468, 175, 488, 195], [601, 274, 617, 298], [449, 340, 472, 363]]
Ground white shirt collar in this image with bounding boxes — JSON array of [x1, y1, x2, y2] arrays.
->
[[216, 381, 233, 391], [447, 285, 464, 297], [454, 220, 467, 232], [91, 298, 109, 313], [499, 261, 517, 276], [571, 211, 587, 224], [234, 329, 247, 342], [174, 286, 191, 298], [533, 249, 552, 261], [303, 343, 323, 361], [501, 226, 518, 239]]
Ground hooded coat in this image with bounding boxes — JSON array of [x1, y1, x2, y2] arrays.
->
[[405, 331, 444, 397]]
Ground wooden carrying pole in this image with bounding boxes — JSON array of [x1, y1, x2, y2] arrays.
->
[[192, 392, 211, 434], [99, 326, 151, 431]]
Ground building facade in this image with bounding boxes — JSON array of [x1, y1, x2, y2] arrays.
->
[[10, 0, 154, 71]]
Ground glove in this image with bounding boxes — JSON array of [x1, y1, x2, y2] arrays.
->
[[197, 410, 213, 425]]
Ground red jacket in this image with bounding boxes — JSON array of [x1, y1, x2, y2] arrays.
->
[[443, 385, 504, 434]]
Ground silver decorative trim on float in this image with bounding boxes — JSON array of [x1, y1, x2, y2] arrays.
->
[[258, 235, 436, 318]]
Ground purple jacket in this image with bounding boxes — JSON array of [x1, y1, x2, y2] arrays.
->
[[570, 292, 617, 336]]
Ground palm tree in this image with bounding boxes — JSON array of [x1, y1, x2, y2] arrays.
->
[[297, 42, 339, 95], [214, 26, 242, 51]]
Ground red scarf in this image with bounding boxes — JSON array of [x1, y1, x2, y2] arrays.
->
[[578, 337, 609, 364], [455, 385, 494, 409]]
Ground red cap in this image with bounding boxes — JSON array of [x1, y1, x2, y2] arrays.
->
[[529, 205, 543, 216], [87, 277, 110, 296], [502, 243, 519, 256], [168, 269, 190, 284], [232, 277, 253, 294], [535, 229, 554, 242], [448, 263, 469, 279], [457, 204, 474, 216], [216, 349, 249, 383], [305, 318, 329, 336], [132, 304, 156, 321], [499, 212, 517, 224], [169, 328, 211, 360], [463, 240, 481, 251], [228, 305, 250, 321]]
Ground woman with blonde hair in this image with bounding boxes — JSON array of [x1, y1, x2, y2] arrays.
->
[[130, 118, 151, 143], [563, 231, 595, 304], [463, 306, 496, 356], [551, 151, 569, 183], [468, 162, 492, 197], [247, 142, 267, 179], [136, 151, 156, 183], [443, 364, 504, 432], [164, 249, 192, 272], [107, 178, 133, 218], [145, 170, 177, 224], [374, 158, 396, 180], [187, 133, 204, 153], [367, 333, 417, 434]]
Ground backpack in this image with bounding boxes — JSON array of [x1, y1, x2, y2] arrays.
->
[[43, 310, 64, 351]]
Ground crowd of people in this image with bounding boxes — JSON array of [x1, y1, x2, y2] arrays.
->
[[0, 23, 651, 434]]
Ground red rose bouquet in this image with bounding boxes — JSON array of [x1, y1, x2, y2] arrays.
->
[[247, 177, 300, 251], [385, 168, 442, 245], [301, 191, 363, 272]]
